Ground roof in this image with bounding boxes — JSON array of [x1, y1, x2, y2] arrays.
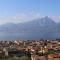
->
[[48, 54, 60, 58]]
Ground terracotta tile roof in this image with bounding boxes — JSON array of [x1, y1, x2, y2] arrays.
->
[[48, 54, 60, 58]]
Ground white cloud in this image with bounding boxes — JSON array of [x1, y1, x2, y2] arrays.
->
[[50, 16, 60, 23], [0, 11, 60, 25], [0, 11, 41, 25]]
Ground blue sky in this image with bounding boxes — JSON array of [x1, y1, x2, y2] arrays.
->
[[0, 0, 60, 24]]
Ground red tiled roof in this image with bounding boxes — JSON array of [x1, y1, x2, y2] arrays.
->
[[48, 54, 60, 58]]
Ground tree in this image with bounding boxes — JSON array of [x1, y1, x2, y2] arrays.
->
[[11, 56, 31, 60], [19, 56, 31, 60]]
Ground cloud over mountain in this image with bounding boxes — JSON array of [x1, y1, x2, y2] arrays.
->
[[0, 11, 41, 25], [0, 16, 60, 40]]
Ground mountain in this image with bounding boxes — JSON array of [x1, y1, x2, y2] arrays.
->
[[0, 16, 60, 40], [0, 23, 17, 31], [0, 16, 58, 33], [16, 16, 56, 32]]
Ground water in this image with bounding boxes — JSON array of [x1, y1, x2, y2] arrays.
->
[[0, 32, 60, 40]]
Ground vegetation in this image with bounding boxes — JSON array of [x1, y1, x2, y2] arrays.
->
[[36, 50, 56, 56], [0, 56, 31, 60], [0, 51, 31, 60], [12, 56, 31, 60]]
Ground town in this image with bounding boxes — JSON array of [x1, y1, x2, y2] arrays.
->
[[0, 39, 60, 60]]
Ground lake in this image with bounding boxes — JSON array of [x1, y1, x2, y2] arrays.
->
[[0, 32, 60, 40]]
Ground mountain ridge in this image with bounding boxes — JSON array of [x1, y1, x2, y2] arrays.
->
[[0, 16, 60, 40], [0, 16, 60, 33]]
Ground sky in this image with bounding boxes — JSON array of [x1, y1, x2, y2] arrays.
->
[[0, 0, 60, 24]]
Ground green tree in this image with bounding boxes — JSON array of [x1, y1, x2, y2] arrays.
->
[[19, 56, 31, 60], [11, 56, 31, 60]]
